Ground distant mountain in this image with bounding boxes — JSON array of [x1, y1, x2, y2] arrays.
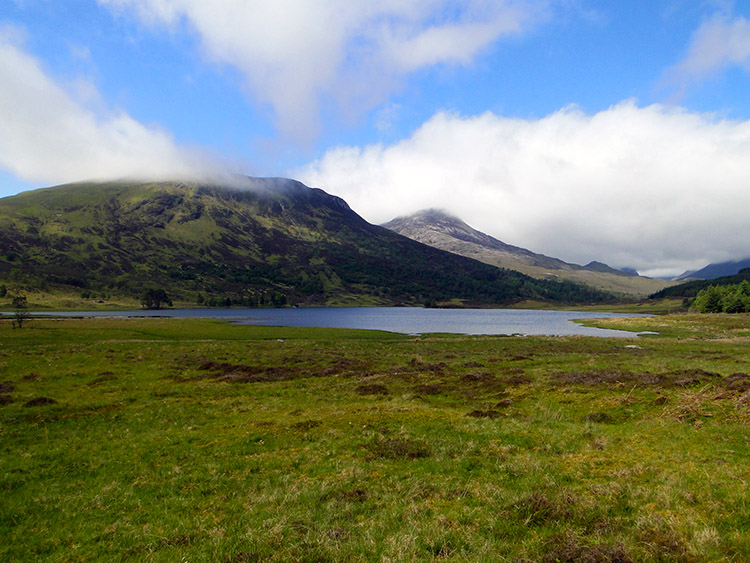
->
[[0, 179, 614, 307], [675, 258, 750, 281], [619, 267, 640, 277], [382, 209, 674, 296], [651, 268, 750, 300], [580, 261, 633, 276], [383, 209, 572, 270]]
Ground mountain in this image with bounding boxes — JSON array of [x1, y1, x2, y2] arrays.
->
[[582, 261, 634, 276], [619, 267, 640, 276], [382, 209, 674, 296], [0, 179, 614, 307], [651, 268, 750, 300], [675, 258, 750, 281]]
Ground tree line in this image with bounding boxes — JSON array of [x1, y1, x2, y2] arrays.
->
[[691, 281, 750, 313]]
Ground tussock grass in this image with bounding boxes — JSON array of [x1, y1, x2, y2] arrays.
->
[[1, 315, 749, 560]]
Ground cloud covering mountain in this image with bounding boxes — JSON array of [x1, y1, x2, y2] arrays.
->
[[299, 102, 750, 278]]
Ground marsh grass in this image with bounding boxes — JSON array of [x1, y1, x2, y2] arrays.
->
[[1, 315, 750, 560]]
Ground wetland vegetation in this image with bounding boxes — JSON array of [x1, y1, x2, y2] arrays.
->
[[1, 314, 750, 561]]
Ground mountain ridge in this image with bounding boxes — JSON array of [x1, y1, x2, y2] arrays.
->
[[382, 209, 674, 296], [383, 209, 570, 270], [675, 258, 750, 281]]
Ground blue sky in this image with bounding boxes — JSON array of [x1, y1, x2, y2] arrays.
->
[[2, 0, 750, 275]]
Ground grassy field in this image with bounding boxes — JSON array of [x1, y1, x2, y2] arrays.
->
[[510, 298, 687, 315], [1, 314, 750, 561], [0, 287, 687, 314], [0, 291, 143, 312]]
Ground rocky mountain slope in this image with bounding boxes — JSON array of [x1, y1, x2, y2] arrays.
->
[[383, 209, 673, 296]]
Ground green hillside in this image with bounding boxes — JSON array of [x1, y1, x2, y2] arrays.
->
[[0, 178, 614, 307]]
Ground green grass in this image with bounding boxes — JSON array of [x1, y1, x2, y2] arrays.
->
[[1, 315, 750, 561], [0, 288, 143, 311]]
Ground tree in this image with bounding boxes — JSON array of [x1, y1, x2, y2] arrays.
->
[[693, 285, 724, 313], [140, 289, 173, 310], [724, 292, 746, 313], [11, 295, 30, 329]]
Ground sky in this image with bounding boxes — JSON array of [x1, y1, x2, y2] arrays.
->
[[2, 0, 750, 277]]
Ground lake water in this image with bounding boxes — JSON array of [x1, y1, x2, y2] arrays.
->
[[36, 307, 650, 337]]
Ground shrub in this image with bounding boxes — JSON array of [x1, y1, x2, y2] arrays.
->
[[11, 295, 30, 329], [140, 289, 172, 309]]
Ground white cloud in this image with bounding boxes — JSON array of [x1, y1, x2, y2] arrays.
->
[[0, 27, 223, 186], [98, 0, 548, 141], [668, 13, 750, 88], [298, 101, 750, 276]]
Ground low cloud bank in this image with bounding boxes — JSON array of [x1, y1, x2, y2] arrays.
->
[[299, 102, 750, 277]]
